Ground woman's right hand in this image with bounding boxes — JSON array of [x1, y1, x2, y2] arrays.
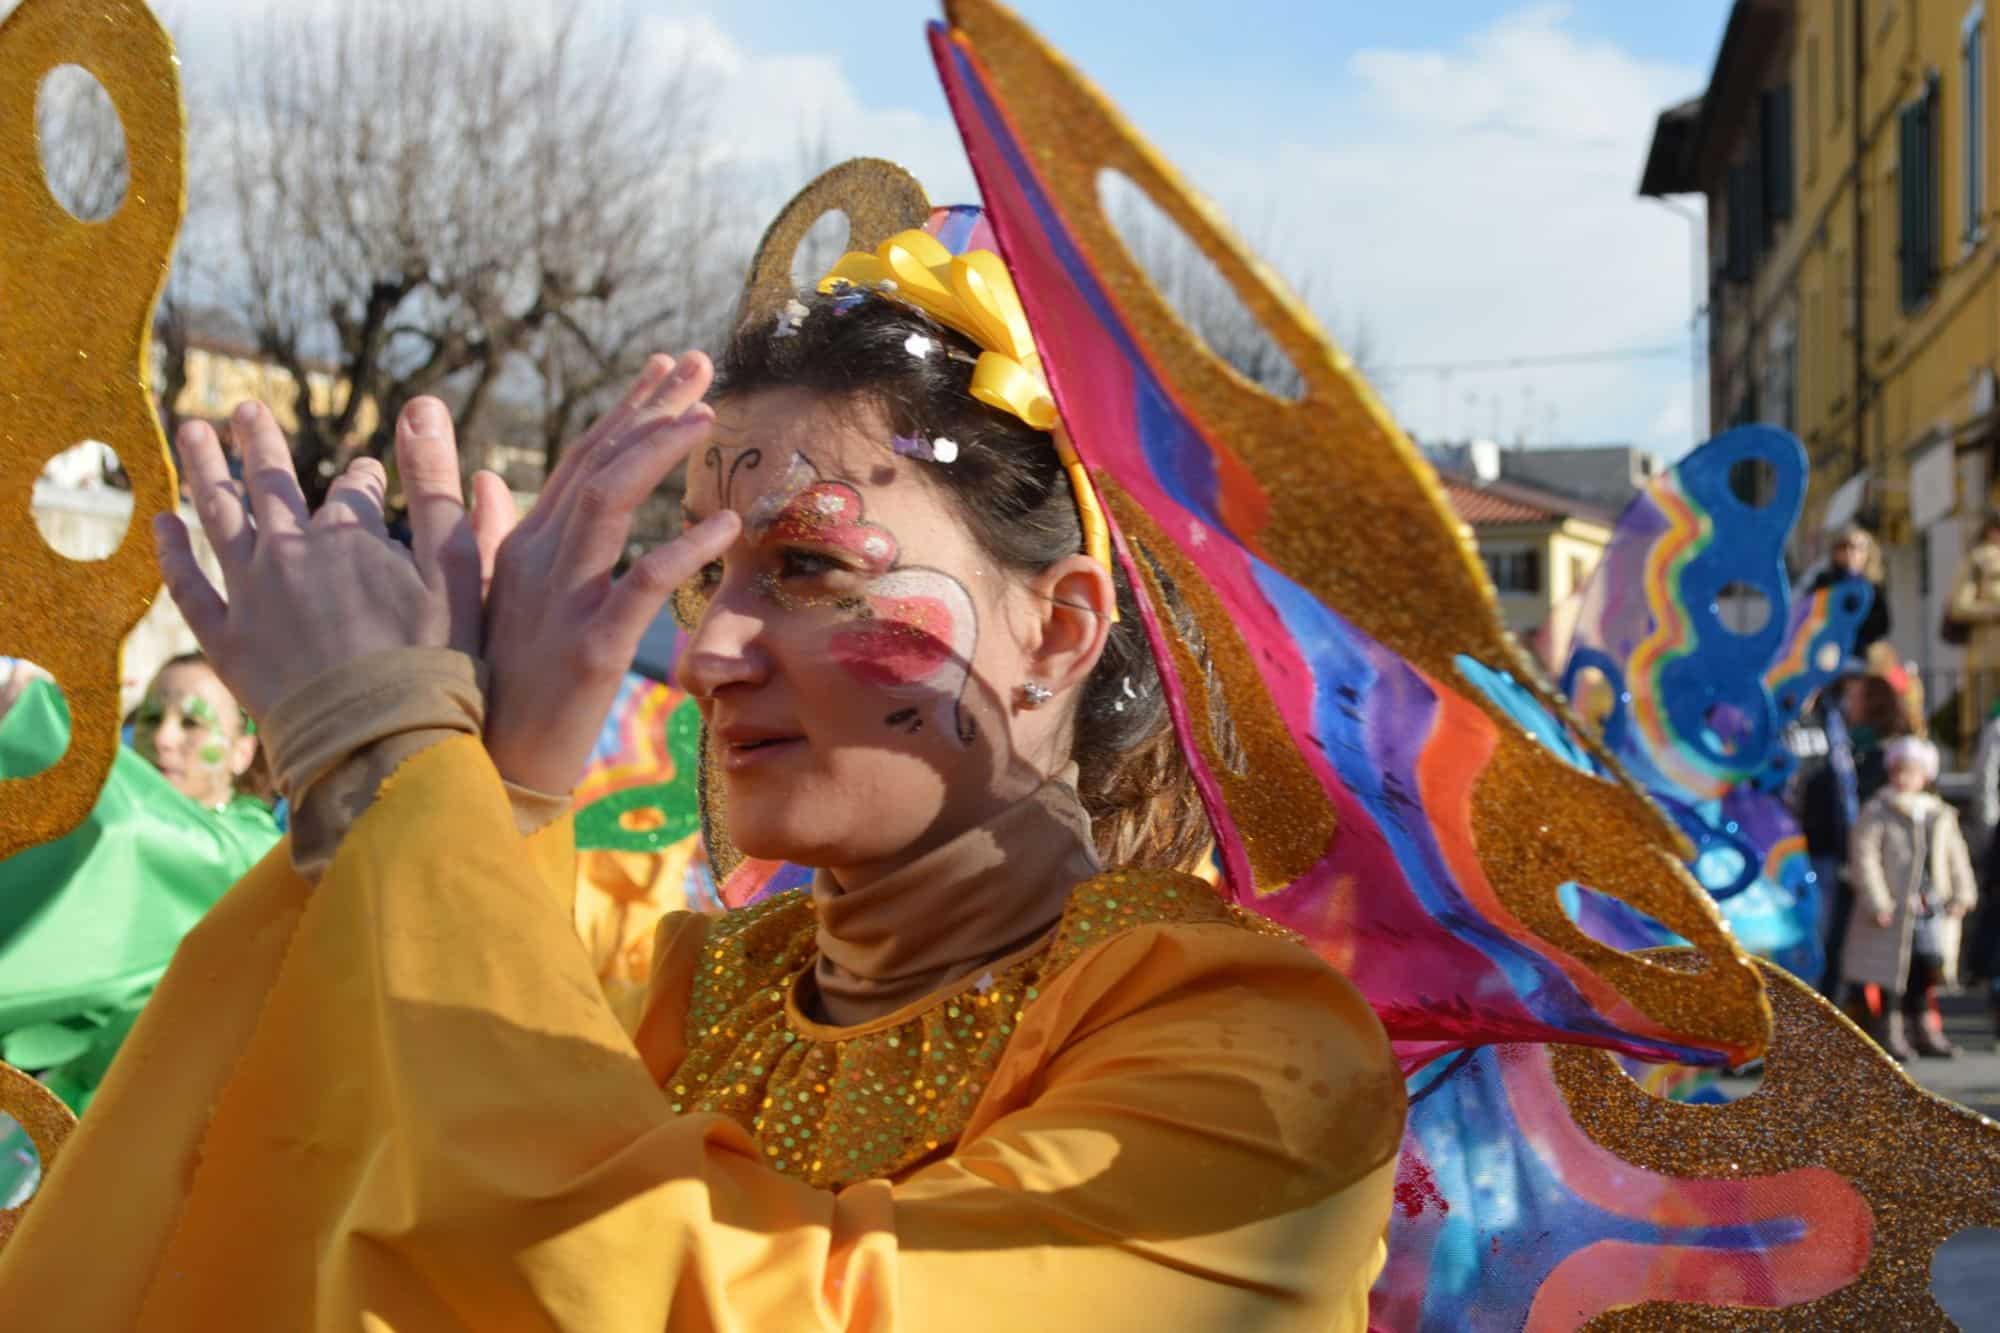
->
[[154, 401, 484, 723]]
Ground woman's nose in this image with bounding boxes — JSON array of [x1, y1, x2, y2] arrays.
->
[[675, 599, 771, 700]]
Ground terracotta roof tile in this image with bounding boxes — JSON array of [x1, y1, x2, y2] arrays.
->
[[1436, 471, 1617, 528]]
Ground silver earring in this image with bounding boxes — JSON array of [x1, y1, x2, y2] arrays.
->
[[1018, 681, 1054, 709]]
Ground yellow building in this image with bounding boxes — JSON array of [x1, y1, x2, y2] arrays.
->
[[153, 311, 379, 446], [1644, 0, 1999, 742], [1437, 471, 1616, 667]]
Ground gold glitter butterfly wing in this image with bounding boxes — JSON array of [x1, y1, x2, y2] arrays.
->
[[1552, 953, 2000, 1329], [0, 0, 185, 864], [929, 0, 1767, 1062]]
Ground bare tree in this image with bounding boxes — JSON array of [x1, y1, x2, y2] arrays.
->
[[210, 1, 735, 502], [1102, 177, 1374, 397], [33, 62, 129, 225]]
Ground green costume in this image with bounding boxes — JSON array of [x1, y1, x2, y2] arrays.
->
[[0, 677, 279, 1201]]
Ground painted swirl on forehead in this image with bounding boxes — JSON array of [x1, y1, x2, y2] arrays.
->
[[704, 441, 765, 510]]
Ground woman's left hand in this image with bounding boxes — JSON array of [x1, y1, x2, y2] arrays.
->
[[471, 352, 740, 796]]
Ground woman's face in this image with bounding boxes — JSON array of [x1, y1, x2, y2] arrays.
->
[[130, 661, 253, 808], [675, 388, 1071, 874], [1889, 759, 1929, 794], [1832, 538, 1867, 574]]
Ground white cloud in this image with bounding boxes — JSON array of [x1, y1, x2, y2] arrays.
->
[[632, 10, 973, 208], [1164, 5, 1708, 454]]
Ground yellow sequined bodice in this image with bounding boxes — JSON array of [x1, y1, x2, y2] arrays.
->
[[665, 868, 1294, 1190]]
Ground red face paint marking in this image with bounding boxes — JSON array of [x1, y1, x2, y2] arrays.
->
[[829, 595, 956, 686], [762, 481, 899, 576]]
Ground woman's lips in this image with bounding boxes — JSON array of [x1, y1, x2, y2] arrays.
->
[[720, 736, 805, 773]]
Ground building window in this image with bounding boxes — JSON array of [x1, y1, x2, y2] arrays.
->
[[1725, 161, 1762, 282], [1807, 34, 1822, 184], [1484, 549, 1542, 595], [1899, 75, 1941, 311], [1760, 84, 1795, 230], [1967, 4, 1987, 247]]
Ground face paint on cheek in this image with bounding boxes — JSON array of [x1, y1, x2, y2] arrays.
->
[[198, 742, 228, 769], [828, 568, 980, 745]]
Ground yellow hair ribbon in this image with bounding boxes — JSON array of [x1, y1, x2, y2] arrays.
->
[[817, 229, 1116, 596]]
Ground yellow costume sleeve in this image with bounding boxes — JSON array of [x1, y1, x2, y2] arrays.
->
[[0, 737, 1401, 1332]]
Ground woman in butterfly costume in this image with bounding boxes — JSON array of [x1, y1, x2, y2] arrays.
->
[[2, 1, 1997, 1329]]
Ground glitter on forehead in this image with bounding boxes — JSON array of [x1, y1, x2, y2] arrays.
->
[[744, 452, 820, 535]]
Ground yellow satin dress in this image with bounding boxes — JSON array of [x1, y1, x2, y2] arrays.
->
[[0, 737, 1404, 1330]]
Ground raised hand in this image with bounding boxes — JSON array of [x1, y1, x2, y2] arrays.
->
[[479, 352, 739, 796], [154, 400, 484, 721]]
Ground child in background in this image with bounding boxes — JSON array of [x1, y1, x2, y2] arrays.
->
[[1845, 736, 1978, 1060]]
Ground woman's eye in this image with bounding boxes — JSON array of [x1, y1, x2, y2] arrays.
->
[[694, 559, 723, 590]]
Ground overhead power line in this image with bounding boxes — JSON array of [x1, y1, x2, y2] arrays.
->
[[1372, 343, 1688, 377]]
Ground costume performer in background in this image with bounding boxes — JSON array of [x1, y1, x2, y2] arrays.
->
[[2, 1, 1999, 1329], [0, 655, 277, 1205]]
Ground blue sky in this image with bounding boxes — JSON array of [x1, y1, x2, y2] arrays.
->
[[160, 0, 1737, 459]]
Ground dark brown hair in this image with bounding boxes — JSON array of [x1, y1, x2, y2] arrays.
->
[[712, 293, 1210, 869]]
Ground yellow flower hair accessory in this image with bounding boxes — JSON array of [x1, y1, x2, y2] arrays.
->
[[817, 229, 1114, 581]]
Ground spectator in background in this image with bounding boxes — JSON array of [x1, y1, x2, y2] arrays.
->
[[1949, 511, 2000, 742], [1808, 524, 1891, 652], [1787, 670, 1865, 996], [1844, 736, 1978, 1062], [1967, 707, 2000, 1049]]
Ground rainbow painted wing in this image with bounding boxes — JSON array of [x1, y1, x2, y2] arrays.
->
[[1562, 426, 1871, 809], [1558, 430, 1864, 968], [574, 673, 703, 854], [927, 0, 1764, 1065], [1375, 956, 2000, 1330]]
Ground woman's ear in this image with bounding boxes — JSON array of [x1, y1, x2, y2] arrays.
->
[[1022, 554, 1116, 696], [229, 732, 259, 781]]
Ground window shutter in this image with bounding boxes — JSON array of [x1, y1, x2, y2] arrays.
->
[[1899, 100, 1921, 308], [1762, 85, 1795, 223], [1725, 165, 1754, 282]]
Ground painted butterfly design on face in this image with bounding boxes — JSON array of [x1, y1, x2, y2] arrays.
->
[[676, 449, 983, 749], [754, 459, 981, 748]]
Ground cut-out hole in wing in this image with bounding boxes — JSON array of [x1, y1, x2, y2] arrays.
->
[[1096, 168, 1307, 401], [31, 443, 130, 560], [35, 63, 128, 222]]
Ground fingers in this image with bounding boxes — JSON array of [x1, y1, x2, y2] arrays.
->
[[232, 401, 310, 536], [396, 399, 469, 588], [318, 456, 390, 536], [584, 511, 740, 678], [177, 419, 254, 579], [152, 512, 228, 651], [535, 353, 712, 530], [554, 400, 716, 591], [469, 470, 517, 598]]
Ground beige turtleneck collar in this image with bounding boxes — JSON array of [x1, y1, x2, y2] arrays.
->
[[808, 767, 1101, 1027]]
